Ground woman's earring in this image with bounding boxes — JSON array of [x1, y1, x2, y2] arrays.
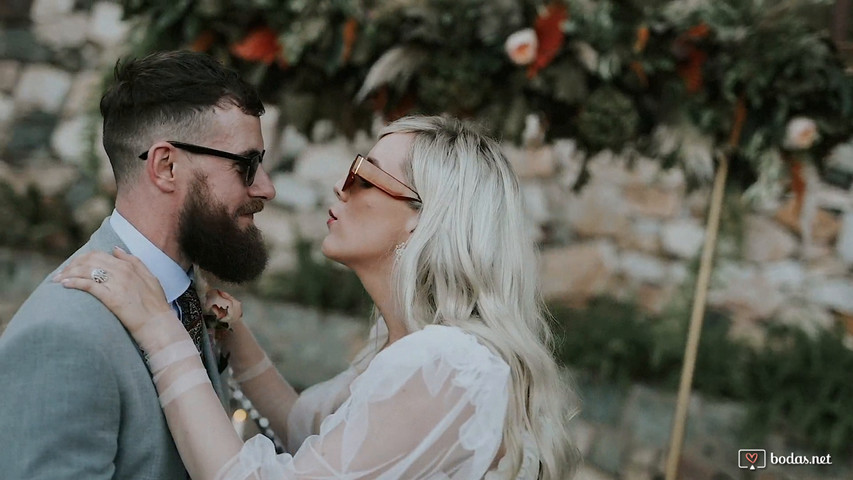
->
[[394, 242, 407, 260]]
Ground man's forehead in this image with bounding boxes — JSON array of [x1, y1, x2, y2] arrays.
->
[[206, 107, 263, 141]]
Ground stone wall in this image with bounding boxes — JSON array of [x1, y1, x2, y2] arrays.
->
[[258, 132, 853, 346], [3, 0, 852, 345], [2, 2, 853, 479], [523, 145, 853, 346]]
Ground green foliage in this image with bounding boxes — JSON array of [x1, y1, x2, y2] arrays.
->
[[0, 182, 83, 255], [576, 86, 640, 151], [551, 298, 744, 394], [551, 297, 853, 455], [553, 298, 662, 383], [742, 325, 853, 455], [117, 0, 853, 188], [679, 0, 853, 163], [256, 239, 372, 314]]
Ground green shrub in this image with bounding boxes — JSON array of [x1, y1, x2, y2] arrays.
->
[[551, 297, 853, 455], [742, 325, 853, 455], [117, 0, 853, 190], [552, 298, 661, 384], [551, 298, 746, 390], [256, 239, 372, 315], [0, 182, 83, 255]]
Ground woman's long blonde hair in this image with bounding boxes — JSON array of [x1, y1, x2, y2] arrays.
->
[[378, 115, 580, 480]]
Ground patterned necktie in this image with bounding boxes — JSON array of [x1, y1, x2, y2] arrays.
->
[[175, 284, 204, 353]]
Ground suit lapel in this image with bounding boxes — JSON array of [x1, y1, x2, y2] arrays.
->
[[199, 320, 230, 408], [90, 217, 229, 407]]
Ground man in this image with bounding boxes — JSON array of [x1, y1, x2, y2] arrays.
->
[[0, 50, 276, 479]]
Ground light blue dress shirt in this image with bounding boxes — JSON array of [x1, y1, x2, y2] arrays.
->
[[109, 209, 192, 315]]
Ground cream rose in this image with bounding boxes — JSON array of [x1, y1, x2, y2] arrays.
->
[[783, 116, 819, 150], [505, 28, 538, 66], [203, 288, 242, 332]]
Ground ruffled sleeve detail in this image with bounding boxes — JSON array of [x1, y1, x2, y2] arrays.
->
[[216, 325, 511, 480]]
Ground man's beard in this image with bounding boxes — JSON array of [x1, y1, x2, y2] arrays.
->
[[178, 176, 269, 283]]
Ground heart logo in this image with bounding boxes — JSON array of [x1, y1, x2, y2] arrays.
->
[[745, 452, 758, 464]]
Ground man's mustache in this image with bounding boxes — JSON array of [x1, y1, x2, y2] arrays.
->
[[236, 200, 264, 216]]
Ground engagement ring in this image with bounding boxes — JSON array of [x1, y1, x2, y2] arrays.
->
[[91, 268, 109, 284]]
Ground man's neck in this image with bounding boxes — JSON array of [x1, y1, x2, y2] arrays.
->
[[115, 196, 190, 271]]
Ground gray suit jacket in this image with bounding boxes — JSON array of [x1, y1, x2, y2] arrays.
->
[[0, 218, 227, 479]]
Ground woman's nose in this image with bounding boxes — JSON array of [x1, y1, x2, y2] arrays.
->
[[333, 177, 346, 200]]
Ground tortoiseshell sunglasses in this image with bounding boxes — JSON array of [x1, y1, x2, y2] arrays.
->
[[343, 154, 421, 203]]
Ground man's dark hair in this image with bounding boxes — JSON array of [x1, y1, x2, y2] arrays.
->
[[99, 50, 264, 186]]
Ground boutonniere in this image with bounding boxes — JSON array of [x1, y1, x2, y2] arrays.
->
[[203, 292, 235, 335], [199, 283, 236, 373]]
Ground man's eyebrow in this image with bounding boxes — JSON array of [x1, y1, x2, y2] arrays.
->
[[365, 156, 381, 168], [237, 148, 263, 157]]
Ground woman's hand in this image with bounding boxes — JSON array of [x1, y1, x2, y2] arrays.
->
[[204, 288, 244, 344], [54, 247, 177, 347], [204, 289, 243, 329]]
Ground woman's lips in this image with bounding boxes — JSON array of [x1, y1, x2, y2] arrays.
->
[[327, 209, 338, 226]]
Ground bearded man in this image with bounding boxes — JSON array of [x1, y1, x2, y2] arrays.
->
[[0, 50, 276, 479]]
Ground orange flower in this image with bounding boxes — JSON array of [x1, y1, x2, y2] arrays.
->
[[341, 18, 359, 63], [685, 22, 710, 40], [190, 30, 215, 52], [673, 23, 711, 94], [527, 2, 569, 78], [230, 26, 287, 67], [790, 160, 806, 216], [629, 60, 648, 87], [677, 47, 706, 93], [633, 25, 649, 53]]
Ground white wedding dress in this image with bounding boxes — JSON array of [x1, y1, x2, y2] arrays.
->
[[216, 325, 540, 480]]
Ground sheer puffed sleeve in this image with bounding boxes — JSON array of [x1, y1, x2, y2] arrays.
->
[[285, 321, 386, 452], [285, 366, 358, 452], [216, 325, 510, 480]]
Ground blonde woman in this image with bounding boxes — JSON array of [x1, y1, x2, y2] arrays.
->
[[56, 115, 580, 479]]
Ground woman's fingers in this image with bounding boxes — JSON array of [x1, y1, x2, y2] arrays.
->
[[57, 273, 125, 313], [49, 248, 173, 343], [54, 247, 167, 312], [58, 276, 100, 293], [57, 248, 151, 286], [56, 250, 128, 279], [204, 289, 243, 323], [56, 261, 127, 288]]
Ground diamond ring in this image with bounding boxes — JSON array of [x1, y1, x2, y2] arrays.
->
[[91, 268, 109, 284]]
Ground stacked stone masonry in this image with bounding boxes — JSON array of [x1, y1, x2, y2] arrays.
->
[[2, 1, 853, 478]]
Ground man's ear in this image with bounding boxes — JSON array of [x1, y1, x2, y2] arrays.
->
[[143, 142, 178, 193]]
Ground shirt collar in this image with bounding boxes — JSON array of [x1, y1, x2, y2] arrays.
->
[[109, 209, 191, 304]]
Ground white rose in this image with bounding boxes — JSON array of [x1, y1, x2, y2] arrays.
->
[[783, 116, 819, 150], [505, 28, 538, 66]]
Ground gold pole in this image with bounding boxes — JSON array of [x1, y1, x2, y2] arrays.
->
[[664, 152, 729, 480]]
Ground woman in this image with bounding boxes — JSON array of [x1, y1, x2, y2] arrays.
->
[[56, 116, 580, 479]]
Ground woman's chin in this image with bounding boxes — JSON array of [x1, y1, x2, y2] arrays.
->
[[319, 237, 340, 262]]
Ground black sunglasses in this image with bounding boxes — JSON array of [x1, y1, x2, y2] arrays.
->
[[138, 141, 264, 186]]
